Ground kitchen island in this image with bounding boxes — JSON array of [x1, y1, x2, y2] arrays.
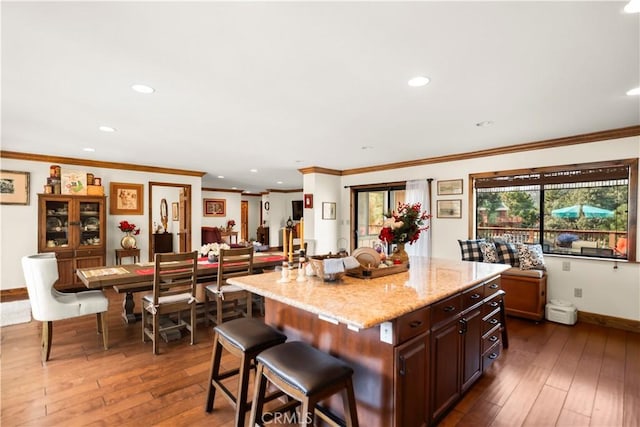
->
[[229, 257, 510, 426]]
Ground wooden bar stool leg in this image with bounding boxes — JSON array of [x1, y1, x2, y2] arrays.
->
[[235, 352, 252, 427], [250, 364, 269, 427], [205, 336, 223, 412], [343, 378, 359, 427]]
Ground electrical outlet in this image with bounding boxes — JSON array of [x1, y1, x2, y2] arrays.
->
[[562, 261, 571, 271], [574, 288, 582, 298], [380, 321, 393, 344]]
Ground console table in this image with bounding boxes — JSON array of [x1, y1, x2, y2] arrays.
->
[[115, 248, 140, 265]]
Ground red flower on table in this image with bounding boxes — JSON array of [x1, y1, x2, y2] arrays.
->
[[378, 202, 431, 245], [118, 220, 140, 235]]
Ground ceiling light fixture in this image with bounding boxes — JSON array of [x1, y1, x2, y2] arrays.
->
[[624, 0, 640, 13], [83, 147, 96, 152], [98, 125, 116, 132], [408, 76, 430, 87], [626, 87, 640, 96], [131, 84, 155, 94], [276, 181, 283, 184], [250, 169, 258, 173], [217, 175, 224, 179], [476, 121, 494, 127]]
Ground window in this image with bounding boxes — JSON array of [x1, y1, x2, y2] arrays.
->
[[352, 183, 405, 250], [472, 159, 637, 261]]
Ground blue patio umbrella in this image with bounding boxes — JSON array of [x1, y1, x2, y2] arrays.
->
[[551, 204, 614, 219]]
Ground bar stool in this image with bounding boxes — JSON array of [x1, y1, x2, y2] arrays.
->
[[250, 341, 359, 427], [205, 317, 287, 427]]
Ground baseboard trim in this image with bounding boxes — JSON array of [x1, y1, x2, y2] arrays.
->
[[578, 310, 640, 333], [0, 287, 28, 302]]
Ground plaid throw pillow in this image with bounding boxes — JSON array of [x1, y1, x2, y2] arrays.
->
[[458, 239, 486, 261], [494, 241, 519, 267]]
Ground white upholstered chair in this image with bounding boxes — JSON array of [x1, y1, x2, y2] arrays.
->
[[21, 253, 109, 362]]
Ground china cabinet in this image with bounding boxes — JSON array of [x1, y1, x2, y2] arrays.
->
[[38, 194, 106, 290]]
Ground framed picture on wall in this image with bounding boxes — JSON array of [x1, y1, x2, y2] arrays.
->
[[437, 199, 462, 218], [110, 182, 144, 215], [204, 198, 225, 217], [304, 193, 313, 209], [437, 179, 463, 195], [322, 202, 336, 220], [0, 170, 30, 205], [172, 202, 179, 221]]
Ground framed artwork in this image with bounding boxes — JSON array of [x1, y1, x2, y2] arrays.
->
[[172, 202, 179, 221], [61, 169, 87, 195], [204, 198, 226, 217], [322, 202, 336, 220], [304, 193, 313, 209], [110, 182, 144, 215], [437, 179, 463, 196], [0, 170, 30, 205], [437, 199, 462, 218]]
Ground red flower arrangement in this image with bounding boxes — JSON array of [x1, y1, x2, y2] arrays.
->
[[378, 202, 431, 245], [117, 220, 140, 235], [226, 219, 236, 229]]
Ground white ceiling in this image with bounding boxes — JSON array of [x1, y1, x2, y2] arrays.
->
[[2, 1, 639, 193]]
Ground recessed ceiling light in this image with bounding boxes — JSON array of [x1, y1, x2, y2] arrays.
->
[[626, 87, 640, 96], [476, 121, 494, 127], [232, 187, 237, 190], [624, 0, 640, 13], [408, 76, 430, 87], [276, 181, 283, 184], [361, 145, 374, 150], [131, 84, 155, 94], [98, 125, 116, 132], [83, 147, 96, 152], [217, 175, 224, 179], [250, 169, 258, 173]]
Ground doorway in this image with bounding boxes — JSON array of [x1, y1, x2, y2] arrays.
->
[[148, 182, 192, 261]]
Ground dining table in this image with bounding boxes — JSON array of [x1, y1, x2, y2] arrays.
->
[[76, 252, 286, 323]]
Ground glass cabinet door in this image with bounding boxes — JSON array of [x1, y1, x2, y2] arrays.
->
[[79, 200, 101, 247], [44, 199, 70, 248]]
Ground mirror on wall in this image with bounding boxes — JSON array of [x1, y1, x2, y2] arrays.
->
[[149, 182, 192, 261]]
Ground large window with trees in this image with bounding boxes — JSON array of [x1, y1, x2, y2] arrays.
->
[[472, 159, 637, 261], [352, 183, 405, 250]]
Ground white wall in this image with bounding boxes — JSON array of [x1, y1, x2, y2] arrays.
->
[[333, 136, 640, 321], [201, 190, 242, 232], [264, 191, 303, 248], [0, 157, 202, 292]]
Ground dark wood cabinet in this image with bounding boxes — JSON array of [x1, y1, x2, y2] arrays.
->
[[38, 194, 106, 290], [461, 307, 483, 392], [257, 226, 269, 245], [430, 319, 461, 422], [151, 233, 173, 258], [395, 332, 430, 427]]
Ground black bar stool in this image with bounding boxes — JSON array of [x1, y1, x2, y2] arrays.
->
[[205, 317, 287, 427], [250, 341, 359, 427]]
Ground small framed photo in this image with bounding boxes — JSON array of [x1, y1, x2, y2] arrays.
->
[[204, 198, 226, 217], [437, 199, 462, 218], [172, 202, 179, 221], [304, 193, 313, 209], [437, 179, 463, 196], [322, 202, 336, 220], [0, 170, 30, 205], [110, 182, 144, 215]]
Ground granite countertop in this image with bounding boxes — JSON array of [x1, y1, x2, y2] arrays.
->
[[228, 257, 510, 329]]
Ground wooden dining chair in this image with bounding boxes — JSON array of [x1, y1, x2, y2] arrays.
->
[[142, 250, 198, 355], [204, 246, 254, 326]]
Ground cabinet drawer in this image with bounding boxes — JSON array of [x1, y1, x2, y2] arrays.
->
[[462, 284, 484, 310], [482, 309, 501, 335], [483, 342, 501, 371], [397, 306, 430, 344], [431, 294, 462, 326], [75, 248, 104, 258], [482, 325, 501, 353], [484, 277, 501, 296], [483, 296, 502, 316]]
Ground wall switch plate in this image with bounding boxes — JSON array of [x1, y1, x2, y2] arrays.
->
[[574, 288, 582, 298], [562, 261, 571, 271], [380, 321, 393, 344]]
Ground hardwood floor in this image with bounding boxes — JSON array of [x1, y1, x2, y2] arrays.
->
[[1, 291, 638, 426]]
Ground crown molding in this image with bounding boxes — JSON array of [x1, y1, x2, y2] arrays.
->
[[266, 188, 303, 193], [298, 166, 342, 176], [202, 187, 245, 194]]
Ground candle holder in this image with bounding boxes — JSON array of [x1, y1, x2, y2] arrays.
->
[[277, 262, 291, 283], [296, 255, 306, 282]]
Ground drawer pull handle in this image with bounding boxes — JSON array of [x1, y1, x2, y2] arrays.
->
[[470, 293, 481, 300], [488, 352, 498, 360], [489, 319, 499, 325], [399, 356, 406, 376], [409, 320, 423, 328], [488, 302, 499, 308], [489, 335, 498, 342], [489, 283, 498, 289], [443, 305, 456, 313]]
